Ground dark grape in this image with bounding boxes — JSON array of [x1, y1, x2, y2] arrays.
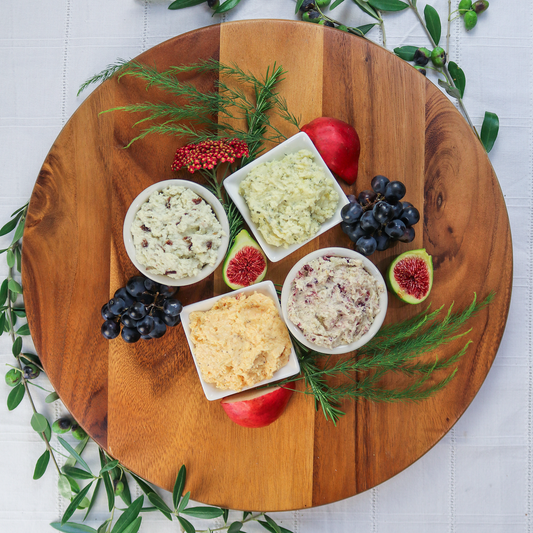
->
[[372, 201, 394, 224], [384, 219, 407, 239], [140, 334, 153, 340], [355, 236, 377, 256], [398, 226, 415, 243], [114, 287, 135, 308], [345, 222, 369, 243], [401, 201, 413, 210], [358, 190, 377, 207], [144, 279, 161, 293], [149, 318, 167, 339], [108, 297, 127, 315], [341, 221, 355, 234], [384, 181, 406, 203], [129, 301, 147, 320], [341, 202, 363, 224], [102, 320, 120, 340], [163, 299, 183, 317], [126, 276, 146, 297], [375, 232, 392, 251], [359, 211, 380, 232], [162, 313, 181, 327], [121, 313, 138, 328], [401, 206, 420, 227], [101, 304, 115, 320], [159, 285, 178, 297], [390, 201, 404, 219], [346, 194, 357, 203], [370, 175, 390, 194], [137, 315, 155, 335], [121, 327, 141, 343], [138, 292, 155, 305]]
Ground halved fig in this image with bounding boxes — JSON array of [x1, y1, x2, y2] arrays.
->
[[222, 229, 267, 290], [387, 248, 433, 304]]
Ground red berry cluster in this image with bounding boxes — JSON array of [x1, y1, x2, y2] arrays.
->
[[171, 139, 249, 173]]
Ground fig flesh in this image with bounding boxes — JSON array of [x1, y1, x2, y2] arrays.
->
[[300, 117, 361, 185], [222, 229, 267, 290], [387, 249, 433, 304]]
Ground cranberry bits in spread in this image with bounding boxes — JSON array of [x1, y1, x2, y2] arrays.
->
[[286, 255, 384, 349]]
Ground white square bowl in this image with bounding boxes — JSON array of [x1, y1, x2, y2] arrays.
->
[[180, 280, 300, 401], [223, 132, 348, 262]]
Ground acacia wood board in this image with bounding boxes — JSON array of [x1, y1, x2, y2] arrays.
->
[[22, 20, 512, 511]]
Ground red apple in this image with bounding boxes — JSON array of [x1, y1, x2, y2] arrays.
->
[[301, 117, 361, 185], [220, 385, 294, 428]]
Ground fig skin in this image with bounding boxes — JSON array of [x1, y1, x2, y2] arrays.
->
[[386, 249, 433, 304], [300, 117, 361, 185]]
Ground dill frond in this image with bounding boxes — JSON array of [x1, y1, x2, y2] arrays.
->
[[77, 58, 131, 96]]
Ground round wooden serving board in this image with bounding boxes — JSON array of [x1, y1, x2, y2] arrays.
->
[[22, 21, 512, 511]]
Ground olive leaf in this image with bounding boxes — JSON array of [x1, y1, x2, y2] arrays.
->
[[99, 459, 120, 474], [481, 111, 499, 153], [331, 0, 346, 9], [228, 522, 244, 533], [438, 79, 462, 100], [58, 475, 74, 500], [39, 419, 52, 442], [350, 23, 378, 36], [177, 491, 191, 513], [367, 0, 408, 11], [222, 508, 229, 524], [84, 477, 102, 520], [50, 522, 98, 533], [120, 517, 142, 533], [16, 323, 30, 336], [168, 0, 206, 9], [61, 437, 93, 474], [352, 0, 381, 20], [64, 436, 89, 468], [0, 279, 8, 305], [0, 214, 21, 237], [7, 382, 25, 410], [178, 516, 196, 533], [243, 511, 251, 521], [7, 249, 15, 268], [258, 519, 294, 533], [173, 464, 186, 510], [130, 472, 157, 498], [111, 496, 143, 533], [99, 449, 115, 512], [62, 466, 95, 480], [33, 449, 50, 480], [295, 0, 305, 14], [31, 413, 49, 433], [147, 492, 173, 520], [448, 62, 466, 98], [394, 45, 418, 61], [424, 4, 441, 45], [61, 482, 94, 525], [181, 506, 225, 519], [8, 279, 22, 294], [12, 336, 22, 356], [15, 246, 21, 272], [12, 217, 25, 243], [20, 352, 41, 366], [46, 391, 60, 403], [214, 0, 242, 14]]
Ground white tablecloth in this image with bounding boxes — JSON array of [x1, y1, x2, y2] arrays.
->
[[0, 1, 529, 532]]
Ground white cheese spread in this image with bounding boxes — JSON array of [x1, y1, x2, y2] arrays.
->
[[131, 185, 225, 279], [238, 149, 339, 248], [287, 255, 384, 348]]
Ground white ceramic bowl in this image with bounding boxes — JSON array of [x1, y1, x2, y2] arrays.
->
[[180, 280, 300, 401], [223, 132, 348, 263], [123, 179, 230, 287], [281, 247, 388, 355]]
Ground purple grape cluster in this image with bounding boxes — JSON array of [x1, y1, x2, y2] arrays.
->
[[340, 175, 420, 256], [101, 275, 182, 343]]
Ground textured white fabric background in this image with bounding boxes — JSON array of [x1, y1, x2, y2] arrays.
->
[[0, 1, 529, 532]]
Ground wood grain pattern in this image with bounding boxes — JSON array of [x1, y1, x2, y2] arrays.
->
[[22, 21, 512, 511]]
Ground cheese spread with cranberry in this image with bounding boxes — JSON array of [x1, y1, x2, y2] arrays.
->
[[287, 255, 384, 348], [188, 292, 292, 391], [131, 185, 225, 279]]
